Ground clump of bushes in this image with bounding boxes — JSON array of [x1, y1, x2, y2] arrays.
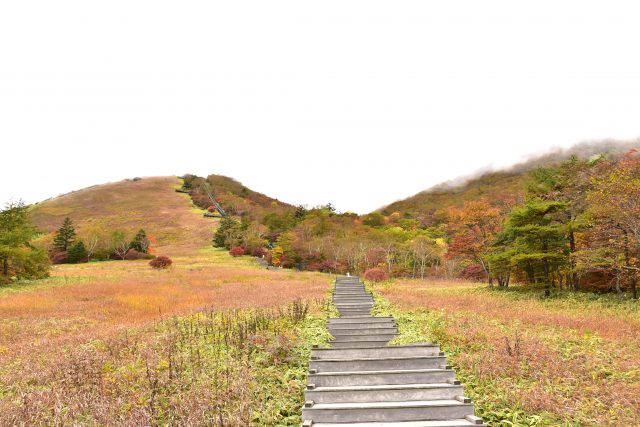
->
[[229, 246, 245, 257], [124, 249, 153, 260], [251, 247, 268, 257], [459, 264, 485, 281], [51, 251, 67, 265], [149, 256, 172, 269], [363, 268, 388, 282]]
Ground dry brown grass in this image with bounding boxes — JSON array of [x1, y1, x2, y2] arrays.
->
[[384, 279, 640, 344], [0, 248, 331, 426], [376, 279, 640, 425], [29, 176, 213, 254], [0, 250, 329, 355]]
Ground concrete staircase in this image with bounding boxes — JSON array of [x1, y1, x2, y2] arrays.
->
[[301, 276, 485, 427]]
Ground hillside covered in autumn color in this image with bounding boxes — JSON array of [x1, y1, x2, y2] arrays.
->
[[12, 139, 640, 299]]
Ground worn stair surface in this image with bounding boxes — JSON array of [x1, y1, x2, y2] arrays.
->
[[301, 276, 485, 427]]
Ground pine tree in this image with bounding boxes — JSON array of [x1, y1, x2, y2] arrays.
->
[[67, 241, 88, 263], [213, 217, 239, 249], [53, 217, 76, 251], [130, 229, 150, 253], [1, 201, 49, 280], [490, 198, 569, 294]]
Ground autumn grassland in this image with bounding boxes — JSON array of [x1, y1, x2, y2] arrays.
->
[[1, 178, 332, 425], [370, 279, 640, 426], [29, 176, 213, 254]]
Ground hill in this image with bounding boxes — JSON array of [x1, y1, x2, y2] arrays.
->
[[182, 173, 295, 219], [379, 139, 640, 221], [29, 176, 214, 255]]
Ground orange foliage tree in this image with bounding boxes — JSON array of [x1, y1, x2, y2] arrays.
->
[[446, 200, 502, 285], [586, 150, 640, 298]]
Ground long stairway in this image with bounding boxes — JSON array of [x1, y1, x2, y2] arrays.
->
[[301, 276, 485, 427]]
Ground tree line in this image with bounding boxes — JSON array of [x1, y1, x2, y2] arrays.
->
[[204, 150, 640, 298], [48, 217, 155, 263]]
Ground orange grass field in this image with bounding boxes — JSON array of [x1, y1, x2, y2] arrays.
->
[[0, 248, 330, 359], [0, 249, 331, 424], [375, 279, 640, 426]]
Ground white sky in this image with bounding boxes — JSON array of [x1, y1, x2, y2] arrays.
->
[[2, 1, 640, 213]]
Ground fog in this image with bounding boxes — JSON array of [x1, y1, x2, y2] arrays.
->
[[2, 1, 640, 213]]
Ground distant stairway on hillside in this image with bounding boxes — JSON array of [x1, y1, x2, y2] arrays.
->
[[301, 276, 485, 427]]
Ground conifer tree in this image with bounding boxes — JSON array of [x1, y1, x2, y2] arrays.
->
[[0, 201, 49, 280], [53, 217, 76, 252], [67, 240, 88, 263], [213, 217, 239, 249], [130, 229, 150, 253]]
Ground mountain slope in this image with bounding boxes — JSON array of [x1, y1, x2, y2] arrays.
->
[[379, 139, 640, 221], [30, 176, 214, 254]]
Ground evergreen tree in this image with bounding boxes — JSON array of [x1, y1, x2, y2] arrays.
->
[[527, 157, 593, 290], [53, 217, 76, 251], [213, 217, 239, 249], [67, 240, 88, 263], [130, 229, 150, 253], [0, 201, 50, 280], [490, 198, 569, 294]]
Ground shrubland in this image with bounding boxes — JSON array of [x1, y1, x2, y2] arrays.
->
[[368, 278, 640, 426]]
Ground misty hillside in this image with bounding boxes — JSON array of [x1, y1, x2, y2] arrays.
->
[[379, 139, 640, 222]]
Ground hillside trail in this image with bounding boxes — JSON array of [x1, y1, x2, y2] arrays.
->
[[301, 276, 485, 427]]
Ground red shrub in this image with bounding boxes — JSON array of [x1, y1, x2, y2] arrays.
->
[[229, 246, 245, 257], [124, 249, 146, 260], [459, 264, 486, 281], [51, 251, 67, 264], [363, 268, 388, 282], [319, 260, 337, 273], [207, 205, 217, 213], [149, 256, 172, 269], [251, 247, 268, 257]]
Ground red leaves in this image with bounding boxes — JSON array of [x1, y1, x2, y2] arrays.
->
[[363, 268, 388, 282], [149, 256, 172, 269]]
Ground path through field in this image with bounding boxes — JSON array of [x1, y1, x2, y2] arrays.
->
[[302, 276, 485, 426]]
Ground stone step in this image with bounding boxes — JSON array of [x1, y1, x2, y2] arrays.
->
[[328, 317, 394, 324], [337, 312, 374, 316], [310, 356, 446, 373], [327, 327, 398, 336], [302, 417, 485, 426], [329, 340, 389, 348], [340, 315, 376, 319], [334, 302, 374, 306], [330, 334, 396, 342], [336, 310, 374, 314], [304, 383, 464, 403], [333, 293, 371, 296], [307, 368, 455, 387], [302, 399, 474, 423], [312, 345, 441, 360], [328, 322, 396, 330], [334, 293, 369, 297], [305, 383, 464, 404], [335, 302, 374, 306], [335, 305, 373, 308]]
